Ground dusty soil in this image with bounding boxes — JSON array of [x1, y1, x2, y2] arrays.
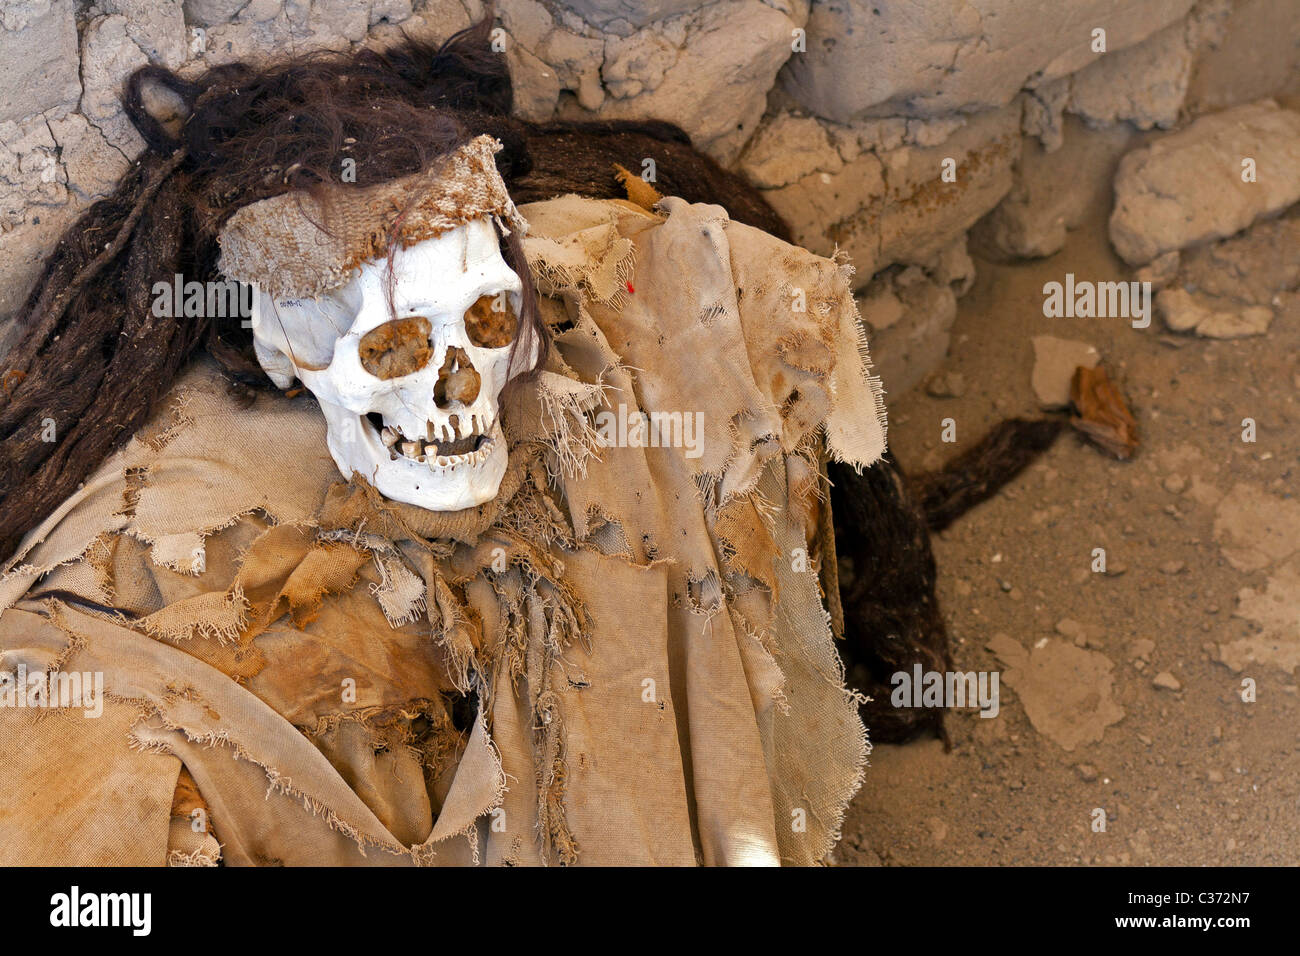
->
[[837, 201, 1300, 866]]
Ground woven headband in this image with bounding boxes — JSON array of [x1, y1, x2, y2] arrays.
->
[[217, 135, 527, 299]]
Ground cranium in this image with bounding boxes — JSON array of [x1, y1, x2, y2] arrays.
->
[[250, 216, 537, 511]]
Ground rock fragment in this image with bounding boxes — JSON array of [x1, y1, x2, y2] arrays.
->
[[1110, 100, 1300, 266], [1152, 671, 1182, 691], [1031, 336, 1100, 409]]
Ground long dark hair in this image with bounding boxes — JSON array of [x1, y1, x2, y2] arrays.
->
[[0, 20, 541, 561]]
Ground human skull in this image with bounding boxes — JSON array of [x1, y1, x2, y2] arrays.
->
[[250, 216, 536, 511]]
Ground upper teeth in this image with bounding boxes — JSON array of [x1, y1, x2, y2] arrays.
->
[[377, 418, 494, 468]]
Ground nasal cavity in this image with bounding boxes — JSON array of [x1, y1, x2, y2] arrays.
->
[[433, 347, 480, 408], [358, 316, 432, 379]]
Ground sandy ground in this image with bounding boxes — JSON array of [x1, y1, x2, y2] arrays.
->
[[837, 200, 1300, 866]]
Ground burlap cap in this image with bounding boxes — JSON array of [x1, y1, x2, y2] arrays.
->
[[217, 134, 528, 299]]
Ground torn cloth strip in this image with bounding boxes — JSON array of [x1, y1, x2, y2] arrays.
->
[[0, 195, 884, 867]]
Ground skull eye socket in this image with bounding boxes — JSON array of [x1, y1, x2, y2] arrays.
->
[[464, 293, 518, 349], [358, 316, 432, 380]]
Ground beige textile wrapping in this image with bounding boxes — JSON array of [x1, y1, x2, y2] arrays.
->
[[0, 195, 885, 866]]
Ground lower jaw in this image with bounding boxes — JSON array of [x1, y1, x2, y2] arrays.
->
[[330, 418, 509, 512]]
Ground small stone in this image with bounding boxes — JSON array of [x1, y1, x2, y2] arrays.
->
[[1159, 287, 1275, 339], [1159, 560, 1185, 575], [1135, 250, 1180, 289], [1109, 102, 1300, 266], [1158, 288, 1206, 332], [1075, 764, 1099, 782], [1056, 618, 1084, 644], [1207, 769, 1225, 784], [1031, 336, 1101, 409], [1152, 671, 1182, 691], [1055, 618, 1105, 648], [1129, 638, 1156, 662], [1163, 474, 1187, 494], [1197, 305, 1274, 339], [925, 370, 965, 398]]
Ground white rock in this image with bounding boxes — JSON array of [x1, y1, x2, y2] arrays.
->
[[198, 10, 347, 65], [1157, 287, 1274, 337], [781, 0, 1197, 123], [1067, 16, 1193, 130], [0, 0, 80, 124], [0, 113, 67, 212], [593, 1, 800, 164], [507, 41, 561, 122], [47, 112, 133, 203], [1031, 336, 1100, 409], [1109, 99, 1300, 265], [1158, 287, 1206, 331], [738, 113, 843, 190], [308, 0, 369, 43], [0, 113, 85, 319], [182, 0, 251, 27], [80, 16, 151, 156], [1196, 304, 1274, 338], [496, 0, 604, 115], [105, 0, 188, 69], [0, 110, 78, 323]]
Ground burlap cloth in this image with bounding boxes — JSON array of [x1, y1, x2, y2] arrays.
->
[[0, 195, 886, 866], [218, 134, 529, 299]]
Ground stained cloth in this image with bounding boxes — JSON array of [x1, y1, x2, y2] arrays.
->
[[0, 194, 886, 866]]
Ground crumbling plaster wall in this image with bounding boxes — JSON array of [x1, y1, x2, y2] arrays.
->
[[2, 0, 1298, 391]]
